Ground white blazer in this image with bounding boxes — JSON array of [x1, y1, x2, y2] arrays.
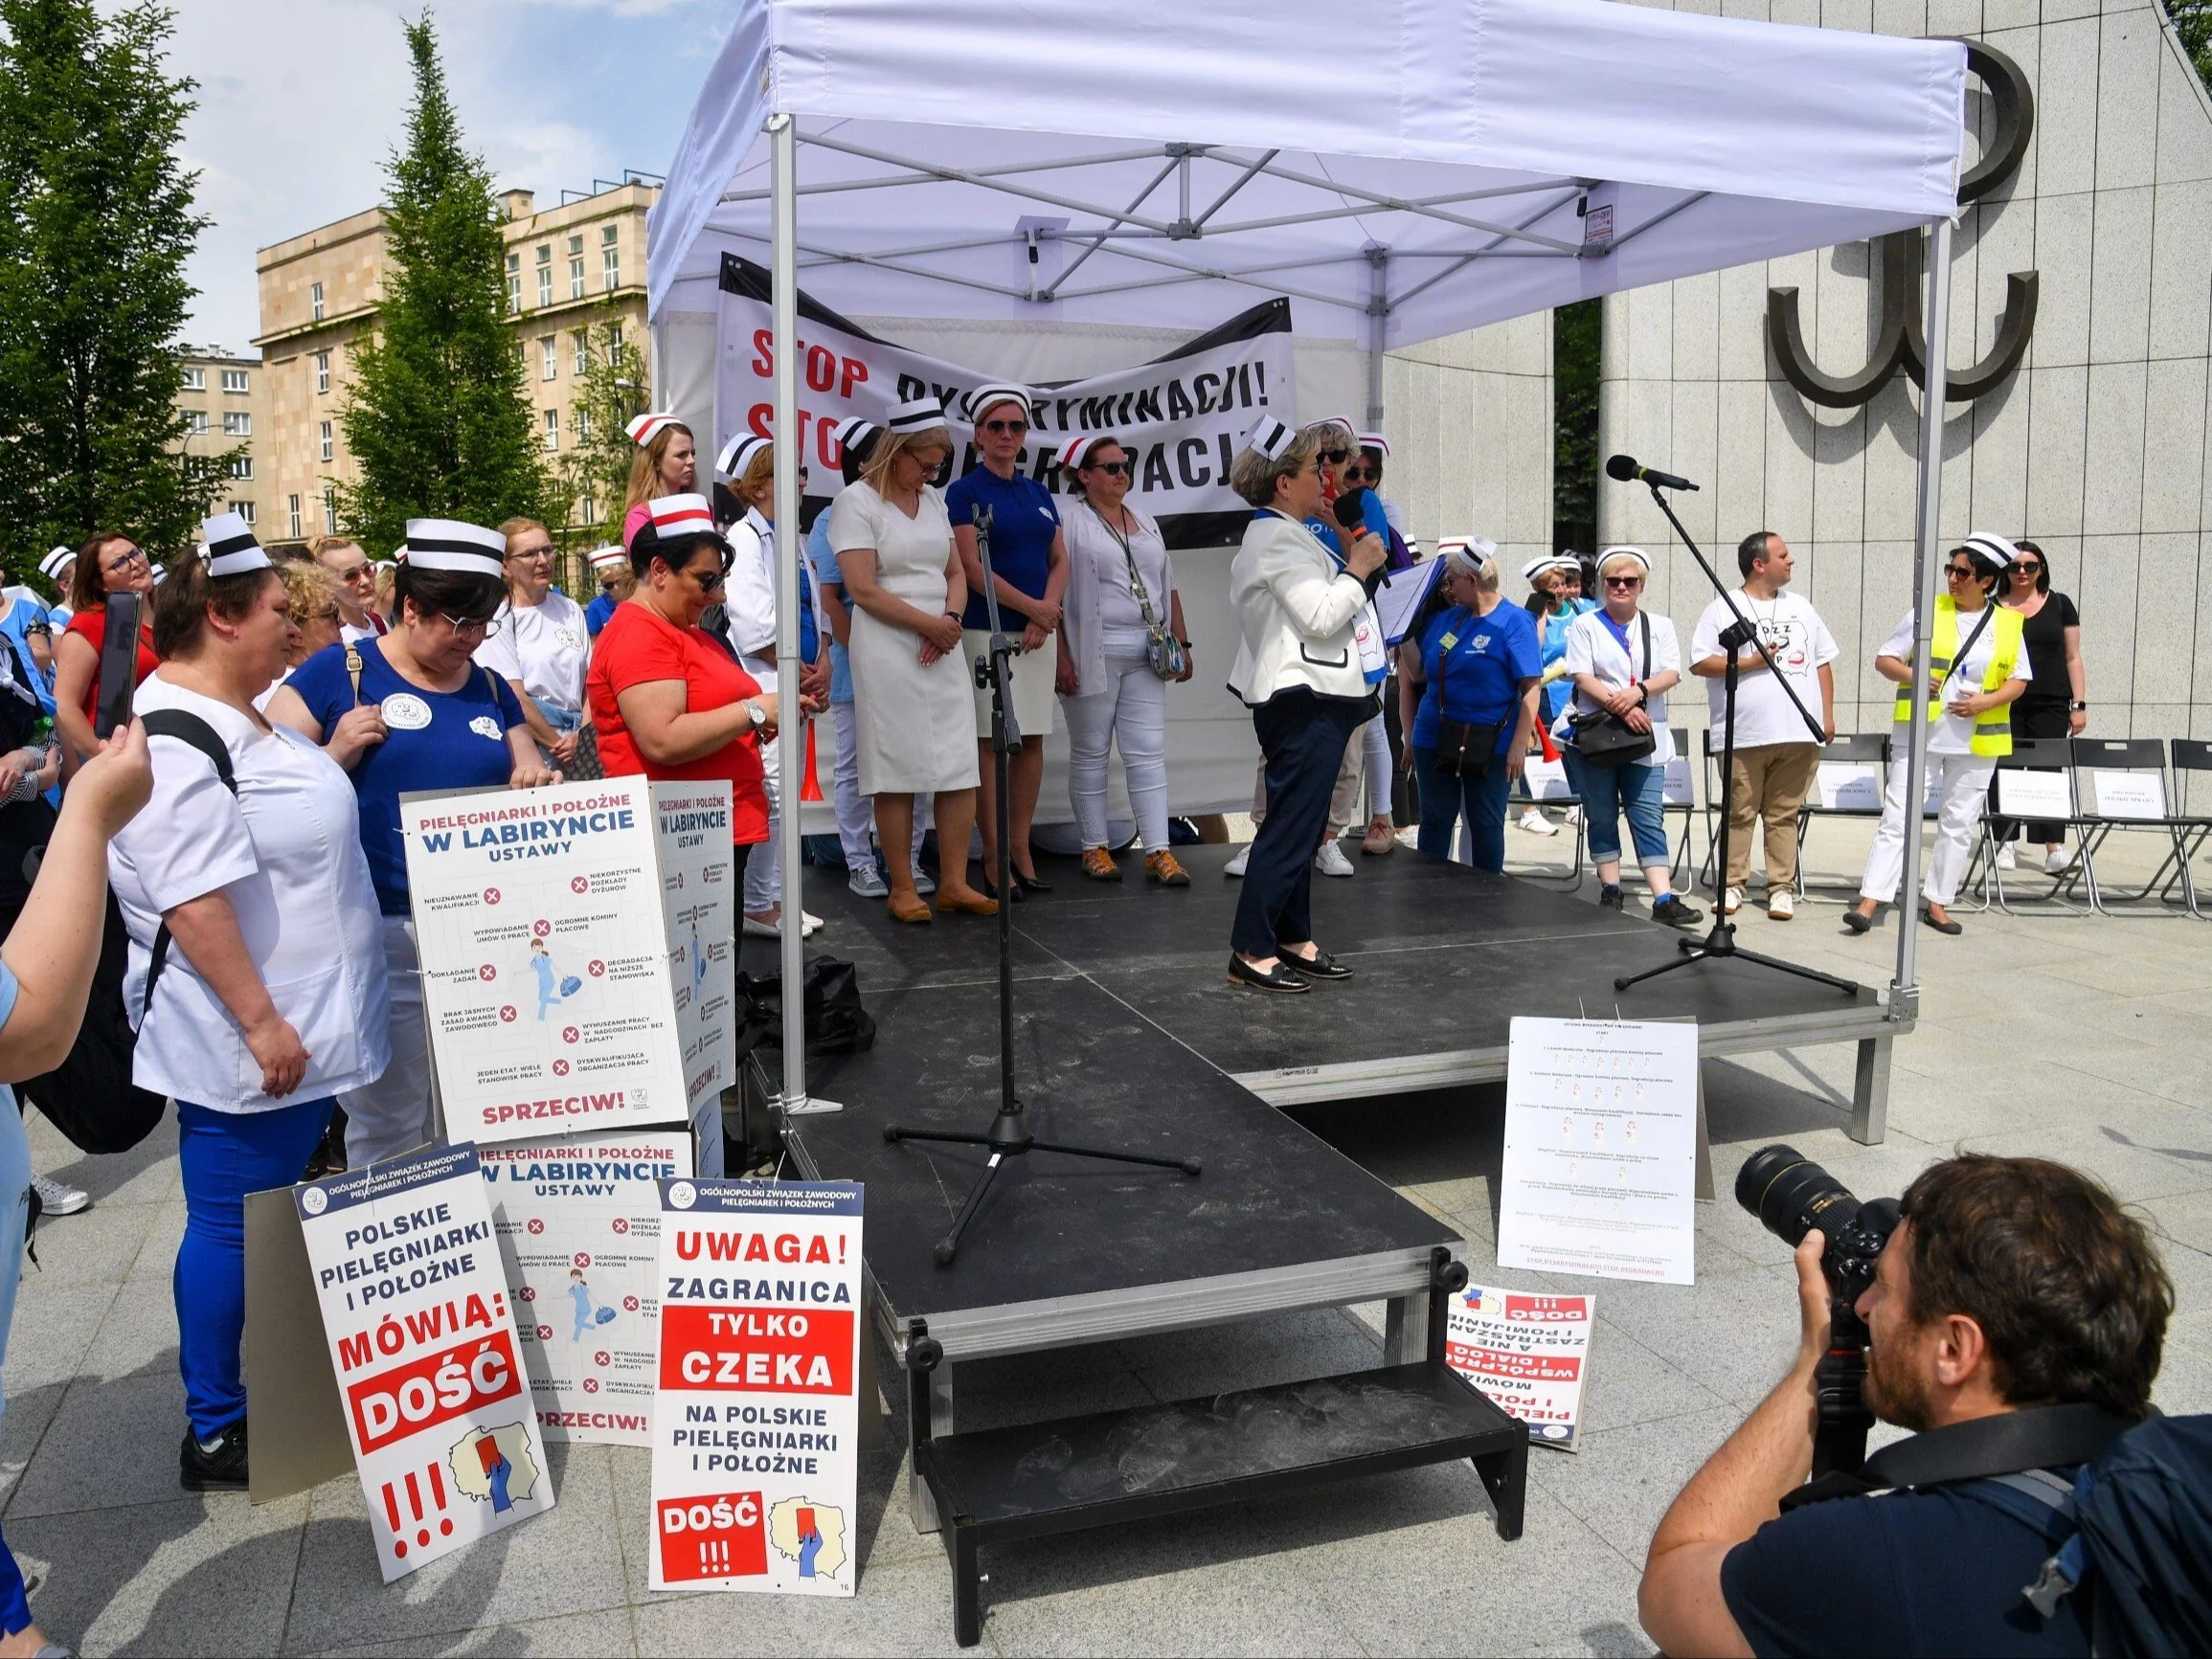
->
[[722, 506, 779, 691], [1227, 510, 1374, 706]]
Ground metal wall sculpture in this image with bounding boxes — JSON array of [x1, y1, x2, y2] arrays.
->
[[1768, 40, 2037, 408]]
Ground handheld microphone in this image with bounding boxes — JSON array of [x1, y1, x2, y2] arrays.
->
[[1606, 454, 1700, 492], [1332, 486, 1369, 530]]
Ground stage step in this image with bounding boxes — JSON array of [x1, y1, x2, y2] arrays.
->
[[912, 1357, 1527, 1647]]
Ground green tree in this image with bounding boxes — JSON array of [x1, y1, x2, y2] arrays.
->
[[552, 308, 649, 548], [336, 11, 551, 552], [0, 1, 227, 567], [2169, 0, 2212, 90], [1552, 298, 1602, 555]]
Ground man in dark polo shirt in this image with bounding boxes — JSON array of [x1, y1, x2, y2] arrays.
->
[[1638, 1155, 2174, 1657]]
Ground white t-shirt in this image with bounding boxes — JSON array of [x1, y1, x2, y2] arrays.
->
[[340, 614, 388, 646], [1879, 606, 2033, 756], [107, 674, 392, 1111], [1690, 588, 1839, 750], [475, 589, 590, 718], [1556, 607, 1682, 767]]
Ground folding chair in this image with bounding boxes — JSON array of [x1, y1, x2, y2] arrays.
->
[[1694, 729, 1727, 890], [2067, 738, 2189, 916], [1793, 733, 1889, 900], [1507, 752, 1586, 889], [1973, 738, 2090, 914], [2154, 740, 2212, 918], [1662, 729, 1704, 886]]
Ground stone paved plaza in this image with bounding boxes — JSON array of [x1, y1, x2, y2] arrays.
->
[[7, 821, 2210, 1656]]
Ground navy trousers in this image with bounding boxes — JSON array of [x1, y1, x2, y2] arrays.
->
[[1233, 689, 1375, 957]]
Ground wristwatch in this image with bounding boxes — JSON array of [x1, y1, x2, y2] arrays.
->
[[744, 701, 768, 729], [2068, 700, 2088, 712]]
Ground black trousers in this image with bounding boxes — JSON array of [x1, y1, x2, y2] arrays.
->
[[1993, 700, 2070, 844], [1233, 689, 1375, 957]]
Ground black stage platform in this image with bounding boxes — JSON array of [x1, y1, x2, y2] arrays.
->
[[737, 844, 1907, 1537]]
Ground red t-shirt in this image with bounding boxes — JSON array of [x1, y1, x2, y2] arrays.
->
[[64, 605, 161, 721], [587, 600, 769, 844]]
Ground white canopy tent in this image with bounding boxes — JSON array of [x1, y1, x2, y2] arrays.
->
[[649, 0, 1967, 1133]]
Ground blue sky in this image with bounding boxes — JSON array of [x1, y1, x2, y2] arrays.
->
[[161, 0, 726, 349]]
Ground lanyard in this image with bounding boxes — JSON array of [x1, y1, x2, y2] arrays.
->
[[1596, 611, 1647, 684]]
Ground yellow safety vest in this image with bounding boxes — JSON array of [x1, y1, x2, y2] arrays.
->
[[1893, 595, 2023, 757]]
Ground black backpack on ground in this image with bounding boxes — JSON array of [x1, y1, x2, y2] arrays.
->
[[734, 955, 876, 1059]]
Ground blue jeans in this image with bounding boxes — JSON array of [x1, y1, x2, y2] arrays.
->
[[0, 1092, 31, 1633], [176, 1097, 334, 1440], [1562, 751, 1670, 869], [1411, 746, 1512, 872]]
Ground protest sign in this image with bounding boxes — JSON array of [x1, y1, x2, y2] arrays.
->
[[653, 782, 736, 1171], [649, 1179, 864, 1597], [400, 777, 733, 1150], [296, 1145, 555, 1581], [1497, 1017, 1700, 1285], [716, 255, 1294, 549], [1444, 1285, 1595, 1452], [480, 1129, 694, 1447]]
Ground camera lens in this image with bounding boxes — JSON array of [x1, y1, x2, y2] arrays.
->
[[1735, 1144, 1862, 1247]]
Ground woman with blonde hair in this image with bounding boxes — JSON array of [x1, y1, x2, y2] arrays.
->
[[275, 560, 343, 675], [621, 413, 699, 549], [476, 517, 589, 770], [828, 398, 992, 922]]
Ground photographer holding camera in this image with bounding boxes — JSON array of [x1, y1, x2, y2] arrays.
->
[[1640, 1153, 2176, 1658]]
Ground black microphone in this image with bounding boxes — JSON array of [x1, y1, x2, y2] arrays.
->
[[1607, 454, 1700, 492], [1332, 485, 1369, 529]]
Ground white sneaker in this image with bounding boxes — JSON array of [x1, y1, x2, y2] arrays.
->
[[2045, 846, 2079, 875], [1563, 806, 1582, 826], [801, 909, 824, 937], [914, 867, 937, 895], [1224, 844, 1250, 878], [1995, 842, 2018, 870], [1314, 840, 1355, 878], [1721, 886, 1743, 915], [1518, 808, 1559, 837], [32, 1175, 89, 1217], [1768, 889, 1795, 921], [847, 865, 889, 898], [742, 913, 781, 938]]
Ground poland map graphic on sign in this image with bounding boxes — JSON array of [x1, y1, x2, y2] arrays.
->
[[401, 778, 688, 1146], [295, 1145, 555, 1581]]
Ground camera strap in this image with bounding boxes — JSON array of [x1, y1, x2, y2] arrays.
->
[[1782, 1402, 2130, 1511]]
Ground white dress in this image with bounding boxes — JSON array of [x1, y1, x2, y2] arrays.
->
[[828, 482, 982, 797]]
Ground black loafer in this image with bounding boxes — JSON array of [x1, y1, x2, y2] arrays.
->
[[1921, 908, 1964, 936], [1281, 949, 1353, 981], [1841, 907, 1875, 934], [181, 1420, 249, 1491], [978, 874, 1025, 905], [1013, 869, 1053, 894], [1228, 955, 1310, 994]]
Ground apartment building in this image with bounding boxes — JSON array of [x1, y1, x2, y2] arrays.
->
[[175, 345, 264, 532]]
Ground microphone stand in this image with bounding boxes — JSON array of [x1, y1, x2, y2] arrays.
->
[[882, 503, 1200, 1266], [1613, 481, 1858, 998]]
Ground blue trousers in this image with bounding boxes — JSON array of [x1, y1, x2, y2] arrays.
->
[[0, 1094, 31, 1633], [1562, 751, 1670, 868], [1411, 746, 1512, 872], [176, 1097, 333, 1440], [1233, 690, 1374, 957]]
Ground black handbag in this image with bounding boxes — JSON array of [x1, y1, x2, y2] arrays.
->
[[1433, 717, 1501, 778], [1569, 613, 1658, 769]]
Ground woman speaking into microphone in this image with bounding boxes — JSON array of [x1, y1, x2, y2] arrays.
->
[[1225, 417, 1388, 993]]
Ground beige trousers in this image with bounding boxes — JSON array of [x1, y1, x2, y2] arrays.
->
[[1724, 742, 1822, 892]]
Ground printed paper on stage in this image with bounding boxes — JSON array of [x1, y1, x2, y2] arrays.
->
[[1497, 1017, 1699, 1286], [1445, 1286, 1594, 1452]]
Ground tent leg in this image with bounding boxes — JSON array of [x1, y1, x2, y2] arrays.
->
[[1891, 213, 1952, 1025], [1365, 244, 1388, 429], [768, 113, 834, 1121]]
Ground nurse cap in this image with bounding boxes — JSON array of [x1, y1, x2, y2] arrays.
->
[[624, 412, 682, 448], [831, 415, 880, 454], [1522, 553, 1580, 582], [1595, 545, 1652, 575], [1356, 432, 1390, 458], [401, 518, 508, 578], [37, 546, 74, 580], [1436, 535, 1499, 572], [150, 563, 169, 585], [1242, 416, 1295, 461], [963, 383, 1032, 424], [1960, 530, 2019, 569], [1058, 435, 1116, 472], [587, 545, 629, 572], [200, 511, 272, 578], [646, 494, 717, 540], [717, 432, 771, 479], [886, 396, 948, 434]]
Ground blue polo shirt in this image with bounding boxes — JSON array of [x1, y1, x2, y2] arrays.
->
[[286, 639, 528, 915], [805, 514, 853, 705], [1412, 601, 1541, 755], [944, 465, 1059, 630], [586, 592, 620, 638]]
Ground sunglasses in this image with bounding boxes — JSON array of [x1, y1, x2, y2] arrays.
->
[[2013, 562, 2043, 574], [1341, 464, 1379, 483], [1602, 573, 1643, 588], [1318, 448, 1349, 466], [1946, 563, 1976, 579], [982, 418, 1027, 435], [688, 566, 726, 594], [1089, 460, 1134, 477]]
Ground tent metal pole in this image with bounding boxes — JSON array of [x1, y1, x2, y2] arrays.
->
[[1365, 245, 1388, 428], [1891, 213, 1952, 1030]]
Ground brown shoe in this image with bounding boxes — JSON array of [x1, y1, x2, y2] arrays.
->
[[887, 893, 933, 924], [1081, 846, 1123, 882], [934, 887, 1001, 916], [1145, 849, 1191, 886], [1361, 819, 1396, 856]]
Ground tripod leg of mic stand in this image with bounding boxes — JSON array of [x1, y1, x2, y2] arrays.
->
[[1029, 1138, 1203, 1177], [933, 1152, 1009, 1267]]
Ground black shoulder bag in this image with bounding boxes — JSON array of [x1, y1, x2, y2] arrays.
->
[[1569, 613, 1658, 768]]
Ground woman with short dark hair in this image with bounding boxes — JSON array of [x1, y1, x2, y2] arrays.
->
[[1993, 538, 2086, 876], [268, 519, 553, 1166]]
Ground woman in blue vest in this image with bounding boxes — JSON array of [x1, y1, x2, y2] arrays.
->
[[1846, 532, 2030, 937], [1399, 538, 1541, 872]]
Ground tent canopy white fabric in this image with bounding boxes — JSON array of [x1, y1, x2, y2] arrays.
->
[[649, 0, 1965, 353]]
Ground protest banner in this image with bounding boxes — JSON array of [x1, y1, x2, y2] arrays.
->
[[399, 777, 734, 1151], [649, 1178, 864, 1597], [1497, 1017, 1700, 1285], [295, 1145, 555, 1581], [653, 782, 735, 1171], [716, 255, 1295, 549], [480, 1129, 694, 1447], [1444, 1285, 1595, 1452]]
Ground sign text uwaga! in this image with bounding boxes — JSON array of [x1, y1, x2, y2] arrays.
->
[[297, 1145, 556, 1581], [650, 1180, 863, 1597]]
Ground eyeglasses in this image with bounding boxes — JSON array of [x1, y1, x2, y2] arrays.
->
[[334, 564, 375, 584], [982, 418, 1027, 435], [508, 545, 554, 562], [1602, 573, 1643, 588], [1090, 460, 1134, 477], [439, 613, 502, 637], [102, 545, 147, 575], [688, 566, 726, 594]]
